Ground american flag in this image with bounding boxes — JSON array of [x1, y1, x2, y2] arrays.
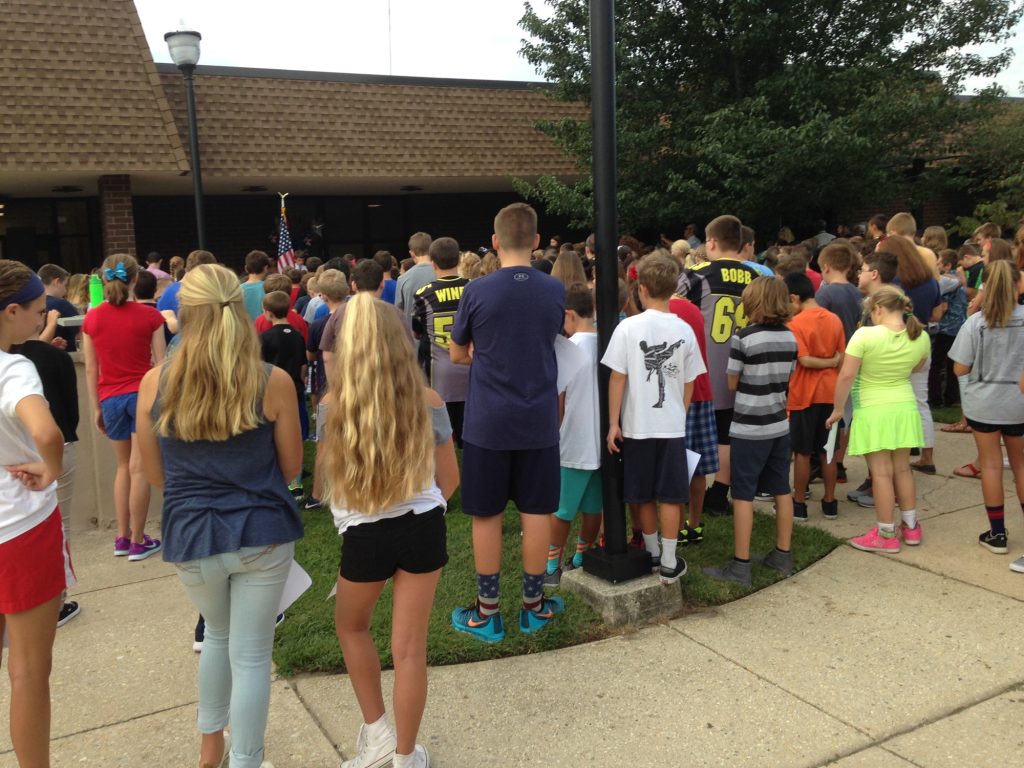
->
[[277, 199, 297, 271]]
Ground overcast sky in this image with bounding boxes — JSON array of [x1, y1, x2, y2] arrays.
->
[[135, 0, 1023, 94]]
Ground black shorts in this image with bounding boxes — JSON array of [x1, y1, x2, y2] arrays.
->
[[790, 404, 832, 455], [461, 442, 560, 516], [339, 506, 447, 582], [730, 435, 792, 502], [714, 408, 734, 446], [965, 418, 1024, 437], [446, 401, 465, 448], [622, 437, 690, 504]]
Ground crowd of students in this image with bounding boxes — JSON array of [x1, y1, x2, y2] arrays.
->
[[1, 204, 1023, 767]]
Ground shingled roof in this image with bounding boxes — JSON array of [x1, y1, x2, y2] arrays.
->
[[156, 66, 586, 181], [0, 0, 187, 174]]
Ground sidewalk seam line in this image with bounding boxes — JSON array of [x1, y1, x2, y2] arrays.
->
[[284, 678, 345, 759], [867, 553, 1024, 605]]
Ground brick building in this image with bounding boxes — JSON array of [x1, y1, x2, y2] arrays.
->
[[0, 0, 586, 272]]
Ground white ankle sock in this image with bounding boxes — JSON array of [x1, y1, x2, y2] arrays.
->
[[660, 539, 677, 569], [642, 532, 661, 558], [901, 508, 918, 529]]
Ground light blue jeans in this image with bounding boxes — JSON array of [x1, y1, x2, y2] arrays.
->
[[175, 542, 294, 768]]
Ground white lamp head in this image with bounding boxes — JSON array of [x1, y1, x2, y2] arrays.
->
[[164, 28, 202, 69]]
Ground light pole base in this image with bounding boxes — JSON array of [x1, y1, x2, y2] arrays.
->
[[581, 546, 654, 584]]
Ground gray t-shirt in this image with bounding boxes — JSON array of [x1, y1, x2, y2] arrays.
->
[[815, 282, 863, 344], [396, 262, 436, 320], [949, 305, 1024, 425]]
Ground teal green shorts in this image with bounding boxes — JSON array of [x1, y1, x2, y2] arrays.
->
[[555, 467, 603, 522]]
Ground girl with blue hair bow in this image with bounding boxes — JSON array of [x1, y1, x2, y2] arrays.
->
[[82, 254, 166, 561]]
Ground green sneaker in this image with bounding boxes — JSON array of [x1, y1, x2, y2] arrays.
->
[[679, 524, 704, 545]]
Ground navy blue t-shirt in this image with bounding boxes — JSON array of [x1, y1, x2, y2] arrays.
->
[[450, 266, 564, 450], [46, 295, 81, 351], [897, 277, 941, 324]]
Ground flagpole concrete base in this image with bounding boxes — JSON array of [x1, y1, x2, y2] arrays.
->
[[561, 565, 684, 627]]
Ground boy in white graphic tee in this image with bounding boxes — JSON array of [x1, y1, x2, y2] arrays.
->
[[602, 254, 705, 584]]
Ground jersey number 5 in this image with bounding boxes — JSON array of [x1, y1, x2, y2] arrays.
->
[[710, 296, 748, 343], [433, 315, 454, 349]]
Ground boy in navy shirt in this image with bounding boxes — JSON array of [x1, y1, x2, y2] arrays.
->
[[449, 203, 566, 643]]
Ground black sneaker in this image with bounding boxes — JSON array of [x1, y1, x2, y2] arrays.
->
[[57, 601, 80, 627], [275, 613, 285, 627], [836, 463, 848, 483], [793, 501, 809, 523], [821, 499, 839, 520], [979, 530, 1009, 554], [754, 491, 774, 501], [659, 558, 688, 585], [704, 486, 731, 516], [679, 524, 704, 545], [193, 615, 205, 653], [303, 496, 324, 510], [808, 465, 823, 485]]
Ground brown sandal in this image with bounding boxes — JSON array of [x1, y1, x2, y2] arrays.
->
[[953, 463, 982, 479], [941, 421, 973, 433]]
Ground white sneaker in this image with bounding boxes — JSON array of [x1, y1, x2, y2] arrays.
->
[[1010, 555, 1024, 573], [393, 745, 430, 768], [341, 719, 397, 768]]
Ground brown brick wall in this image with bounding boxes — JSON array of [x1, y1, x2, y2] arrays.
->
[[99, 175, 136, 257]]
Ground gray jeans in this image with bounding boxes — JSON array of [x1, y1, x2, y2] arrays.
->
[[175, 542, 294, 768]]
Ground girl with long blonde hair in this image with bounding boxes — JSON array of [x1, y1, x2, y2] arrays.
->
[[827, 286, 931, 552], [950, 261, 1024, 569], [136, 264, 304, 768], [82, 253, 166, 561], [0, 260, 69, 768], [324, 292, 458, 768]]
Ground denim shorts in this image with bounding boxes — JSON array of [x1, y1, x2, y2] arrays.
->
[[101, 392, 139, 441]]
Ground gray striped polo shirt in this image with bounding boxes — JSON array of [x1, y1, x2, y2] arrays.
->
[[727, 324, 797, 439]]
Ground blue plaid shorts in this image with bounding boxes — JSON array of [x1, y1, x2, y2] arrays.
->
[[686, 400, 720, 476]]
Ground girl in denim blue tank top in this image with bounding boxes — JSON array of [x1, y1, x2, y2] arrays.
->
[[136, 264, 303, 768]]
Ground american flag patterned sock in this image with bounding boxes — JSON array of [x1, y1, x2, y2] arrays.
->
[[476, 572, 500, 617]]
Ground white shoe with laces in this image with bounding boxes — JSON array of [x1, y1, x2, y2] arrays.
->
[[341, 716, 397, 768], [393, 744, 430, 768]]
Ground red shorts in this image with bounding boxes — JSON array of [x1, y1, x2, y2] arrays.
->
[[0, 508, 76, 614]]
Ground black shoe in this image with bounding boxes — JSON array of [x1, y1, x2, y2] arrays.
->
[[659, 558, 688, 584], [979, 530, 1009, 554], [679, 524, 704, 545], [543, 567, 562, 588], [754, 490, 773, 501], [793, 501, 809, 523], [836, 462, 847, 483], [193, 614, 205, 653], [704, 488, 730, 516], [303, 496, 324, 510], [822, 499, 839, 520], [57, 601, 80, 627], [275, 613, 285, 627]]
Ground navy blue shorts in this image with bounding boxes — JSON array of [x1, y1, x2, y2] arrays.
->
[[100, 392, 139, 441], [461, 442, 560, 516], [729, 435, 792, 502], [622, 437, 689, 504]]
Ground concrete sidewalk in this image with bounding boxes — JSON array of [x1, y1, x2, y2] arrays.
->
[[1, 430, 1022, 767]]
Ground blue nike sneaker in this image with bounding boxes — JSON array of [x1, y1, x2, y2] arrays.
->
[[451, 604, 505, 644], [518, 596, 565, 634]]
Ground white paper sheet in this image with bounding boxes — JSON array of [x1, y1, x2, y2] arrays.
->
[[278, 560, 313, 614], [824, 422, 840, 465], [555, 334, 589, 393], [687, 449, 700, 483]]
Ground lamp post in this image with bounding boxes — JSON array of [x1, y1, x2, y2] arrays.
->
[[581, 0, 652, 583], [164, 27, 207, 251]]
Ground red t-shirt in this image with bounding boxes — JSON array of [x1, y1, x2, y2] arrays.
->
[[668, 297, 712, 402], [82, 301, 164, 400], [807, 268, 822, 293], [255, 310, 309, 342]]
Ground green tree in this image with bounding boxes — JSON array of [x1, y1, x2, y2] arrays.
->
[[517, 0, 1022, 236]]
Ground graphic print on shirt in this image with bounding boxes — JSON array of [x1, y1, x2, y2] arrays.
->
[[640, 338, 684, 408]]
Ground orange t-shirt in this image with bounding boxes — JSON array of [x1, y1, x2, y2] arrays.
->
[[787, 306, 845, 411]]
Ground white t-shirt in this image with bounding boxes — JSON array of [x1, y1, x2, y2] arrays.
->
[[559, 332, 600, 470], [331, 404, 451, 534], [601, 309, 704, 439], [0, 350, 58, 544]]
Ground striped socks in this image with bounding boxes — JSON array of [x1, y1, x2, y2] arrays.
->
[[522, 571, 544, 613], [987, 505, 1006, 535], [546, 545, 562, 575], [476, 572, 500, 617]]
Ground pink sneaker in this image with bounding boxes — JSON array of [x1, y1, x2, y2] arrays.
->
[[850, 527, 901, 553], [900, 522, 923, 546]]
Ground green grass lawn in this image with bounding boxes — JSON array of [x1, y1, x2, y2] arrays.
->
[[930, 404, 963, 424], [273, 444, 842, 675]]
